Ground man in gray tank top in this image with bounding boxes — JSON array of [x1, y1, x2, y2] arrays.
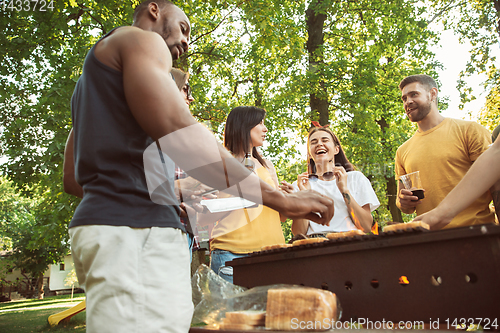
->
[[63, 1, 335, 332]]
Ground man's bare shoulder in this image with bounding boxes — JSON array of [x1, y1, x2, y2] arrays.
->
[[98, 27, 171, 71], [108, 27, 167, 50]]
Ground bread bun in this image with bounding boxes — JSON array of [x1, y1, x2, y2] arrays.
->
[[292, 237, 328, 246], [223, 310, 265, 326], [326, 229, 365, 239], [266, 288, 338, 330], [382, 221, 430, 232]]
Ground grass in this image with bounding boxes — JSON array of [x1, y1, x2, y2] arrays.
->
[[0, 293, 86, 332]]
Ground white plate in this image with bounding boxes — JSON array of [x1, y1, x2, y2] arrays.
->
[[200, 197, 257, 213]]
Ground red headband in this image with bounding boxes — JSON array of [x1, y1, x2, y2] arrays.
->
[[311, 121, 329, 128]]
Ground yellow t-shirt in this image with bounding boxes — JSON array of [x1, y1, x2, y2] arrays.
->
[[395, 118, 494, 228], [210, 166, 285, 253]]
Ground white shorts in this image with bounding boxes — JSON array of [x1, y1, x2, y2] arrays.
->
[[69, 225, 193, 333]]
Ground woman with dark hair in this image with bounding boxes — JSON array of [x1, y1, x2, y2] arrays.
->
[[282, 125, 379, 235], [200, 106, 286, 283]]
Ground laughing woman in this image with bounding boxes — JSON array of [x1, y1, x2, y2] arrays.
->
[[281, 125, 380, 235], [198, 106, 286, 283]]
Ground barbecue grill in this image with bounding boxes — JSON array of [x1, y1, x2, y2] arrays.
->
[[229, 224, 500, 323]]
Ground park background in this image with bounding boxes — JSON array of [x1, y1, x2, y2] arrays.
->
[[0, 0, 499, 299]]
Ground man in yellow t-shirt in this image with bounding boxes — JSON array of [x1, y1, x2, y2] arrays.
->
[[395, 74, 496, 230]]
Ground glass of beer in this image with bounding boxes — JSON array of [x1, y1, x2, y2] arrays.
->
[[399, 171, 424, 200]]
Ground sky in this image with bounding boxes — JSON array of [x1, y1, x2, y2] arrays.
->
[[432, 29, 500, 121]]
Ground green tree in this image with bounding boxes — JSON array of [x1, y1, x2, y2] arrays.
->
[[299, 0, 440, 222], [478, 74, 500, 132], [1, 2, 133, 297], [187, 0, 442, 223], [2, 0, 487, 243], [0, 176, 69, 298]]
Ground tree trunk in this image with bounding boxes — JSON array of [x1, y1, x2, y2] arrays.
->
[[376, 117, 403, 222], [35, 273, 44, 299], [306, 0, 329, 126], [386, 175, 403, 222]]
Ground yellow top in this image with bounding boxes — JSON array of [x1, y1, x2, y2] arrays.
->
[[210, 166, 285, 253], [395, 118, 494, 228]]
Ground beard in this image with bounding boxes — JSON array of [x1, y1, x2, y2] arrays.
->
[[408, 99, 432, 122], [161, 19, 180, 60]]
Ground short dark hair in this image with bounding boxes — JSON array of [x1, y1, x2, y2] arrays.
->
[[224, 106, 268, 168], [399, 74, 438, 91], [133, 0, 174, 23]]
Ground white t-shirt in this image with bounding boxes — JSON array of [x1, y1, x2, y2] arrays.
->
[[292, 171, 380, 234]]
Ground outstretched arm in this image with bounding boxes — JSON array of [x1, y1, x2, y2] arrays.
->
[[114, 28, 334, 224], [414, 139, 500, 229]]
